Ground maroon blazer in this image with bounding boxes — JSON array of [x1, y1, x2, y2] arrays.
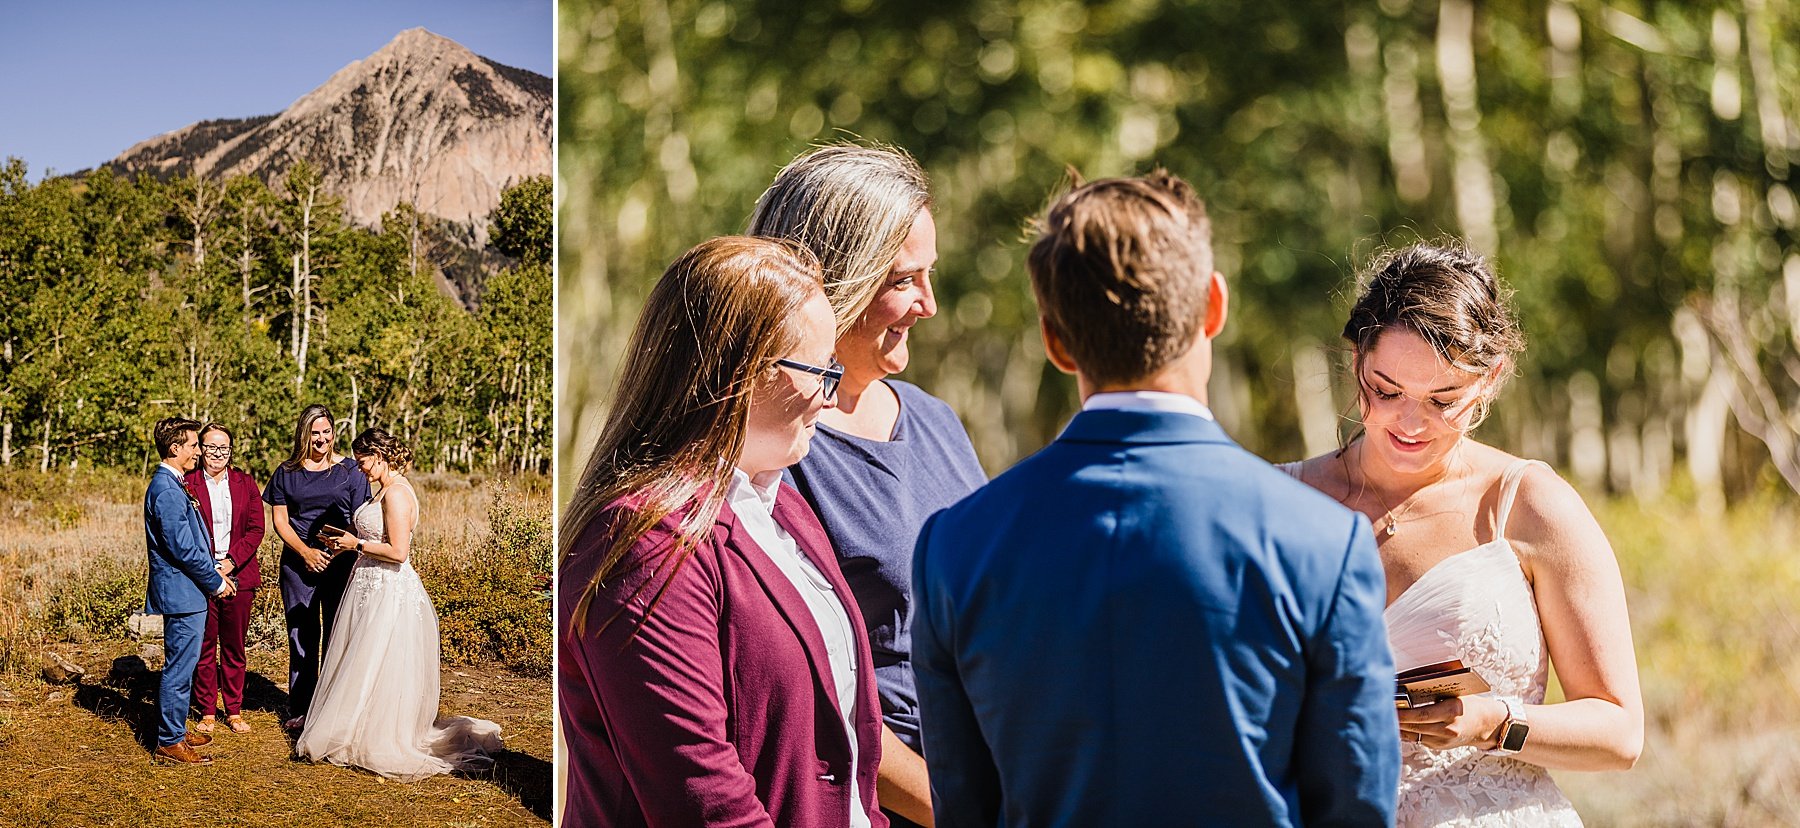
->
[[184, 467, 266, 591], [559, 483, 887, 828]]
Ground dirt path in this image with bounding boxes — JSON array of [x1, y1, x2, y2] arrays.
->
[[0, 639, 551, 827]]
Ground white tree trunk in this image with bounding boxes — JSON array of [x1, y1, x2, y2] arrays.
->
[[1436, 0, 1500, 254], [1382, 37, 1431, 203], [1568, 372, 1607, 490], [1292, 341, 1340, 459]]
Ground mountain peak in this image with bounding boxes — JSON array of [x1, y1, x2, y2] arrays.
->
[[368, 27, 475, 63], [107, 29, 550, 237]]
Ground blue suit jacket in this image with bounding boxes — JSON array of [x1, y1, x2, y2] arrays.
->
[[144, 465, 224, 615], [912, 409, 1399, 827]]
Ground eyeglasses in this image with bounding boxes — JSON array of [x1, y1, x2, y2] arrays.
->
[[202, 446, 233, 456], [775, 358, 844, 401]]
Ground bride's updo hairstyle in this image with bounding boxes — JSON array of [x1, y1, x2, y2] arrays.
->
[[351, 428, 413, 471], [1343, 241, 1525, 430]]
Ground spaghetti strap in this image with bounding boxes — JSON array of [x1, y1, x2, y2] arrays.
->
[[1493, 459, 1545, 536]]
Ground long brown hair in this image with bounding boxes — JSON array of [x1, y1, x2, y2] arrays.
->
[[281, 404, 339, 471], [562, 236, 823, 631], [746, 143, 931, 336]]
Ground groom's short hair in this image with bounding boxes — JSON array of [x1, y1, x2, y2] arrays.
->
[[153, 417, 202, 459], [1027, 170, 1213, 387]]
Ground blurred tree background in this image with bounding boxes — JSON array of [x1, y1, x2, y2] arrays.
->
[[561, 0, 1800, 822], [0, 164, 553, 475], [560, 0, 1800, 504]]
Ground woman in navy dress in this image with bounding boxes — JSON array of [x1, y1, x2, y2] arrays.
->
[[750, 144, 986, 827], [262, 404, 370, 732]]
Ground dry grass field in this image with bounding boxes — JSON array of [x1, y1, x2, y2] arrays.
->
[[1553, 486, 1800, 826], [0, 468, 552, 826]]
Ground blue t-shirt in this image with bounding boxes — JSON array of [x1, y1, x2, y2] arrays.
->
[[263, 456, 370, 560], [786, 379, 986, 753]]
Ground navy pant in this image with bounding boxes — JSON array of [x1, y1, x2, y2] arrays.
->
[[280, 550, 356, 717], [157, 610, 205, 747]]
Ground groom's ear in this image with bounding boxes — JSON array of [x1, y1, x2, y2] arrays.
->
[[1041, 316, 1080, 375], [1201, 271, 1228, 339]]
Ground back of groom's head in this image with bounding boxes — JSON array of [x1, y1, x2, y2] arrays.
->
[[1027, 170, 1214, 387], [153, 417, 201, 459]]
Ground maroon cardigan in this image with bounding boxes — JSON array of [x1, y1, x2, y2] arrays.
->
[[184, 467, 266, 591], [559, 483, 887, 828]]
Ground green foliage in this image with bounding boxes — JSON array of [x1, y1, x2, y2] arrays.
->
[[0, 164, 551, 475], [558, 0, 1800, 497], [418, 485, 552, 676], [490, 175, 552, 268], [39, 557, 142, 641]]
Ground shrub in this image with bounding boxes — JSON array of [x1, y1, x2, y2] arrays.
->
[[40, 557, 142, 640], [418, 485, 552, 676]]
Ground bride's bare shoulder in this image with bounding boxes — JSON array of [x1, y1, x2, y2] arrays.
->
[[1282, 451, 1352, 498]]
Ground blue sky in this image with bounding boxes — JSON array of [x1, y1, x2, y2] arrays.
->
[[0, 0, 553, 179]]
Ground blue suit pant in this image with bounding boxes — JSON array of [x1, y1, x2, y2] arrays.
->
[[158, 610, 206, 747]]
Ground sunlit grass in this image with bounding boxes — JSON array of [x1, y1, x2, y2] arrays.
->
[[1555, 482, 1800, 826], [0, 467, 551, 675]]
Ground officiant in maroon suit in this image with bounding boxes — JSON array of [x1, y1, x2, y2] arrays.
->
[[560, 237, 887, 827], [184, 422, 265, 735]]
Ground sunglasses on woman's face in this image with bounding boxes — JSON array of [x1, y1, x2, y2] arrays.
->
[[775, 358, 844, 402]]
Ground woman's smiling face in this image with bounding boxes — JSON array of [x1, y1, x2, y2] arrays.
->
[[1356, 326, 1493, 476], [836, 207, 938, 385]]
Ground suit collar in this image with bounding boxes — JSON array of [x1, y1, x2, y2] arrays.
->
[[715, 485, 855, 716], [1058, 407, 1238, 447]]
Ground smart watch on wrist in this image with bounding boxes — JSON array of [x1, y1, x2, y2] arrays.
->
[[1484, 696, 1530, 756]]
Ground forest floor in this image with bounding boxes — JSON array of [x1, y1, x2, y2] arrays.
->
[[0, 639, 551, 827]]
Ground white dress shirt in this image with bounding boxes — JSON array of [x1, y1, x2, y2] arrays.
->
[[726, 468, 870, 828], [1083, 389, 1216, 420], [203, 469, 233, 556]]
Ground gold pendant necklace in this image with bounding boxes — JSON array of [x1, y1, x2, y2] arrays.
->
[[1343, 443, 1442, 537]]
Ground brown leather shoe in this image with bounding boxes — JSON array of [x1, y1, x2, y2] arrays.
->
[[185, 730, 213, 748], [153, 742, 213, 765]]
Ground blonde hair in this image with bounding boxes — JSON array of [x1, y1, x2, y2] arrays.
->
[[746, 143, 932, 337]]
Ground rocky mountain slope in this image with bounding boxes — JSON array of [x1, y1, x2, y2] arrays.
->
[[109, 28, 550, 243]]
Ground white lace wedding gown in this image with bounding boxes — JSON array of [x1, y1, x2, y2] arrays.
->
[[1280, 458, 1582, 826], [295, 482, 503, 781], [1384, 459, 1581, 827]]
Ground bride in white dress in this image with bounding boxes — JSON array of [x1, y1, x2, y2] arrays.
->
[[1282, 242, 1642, 826], [297, 428, 503, 781]]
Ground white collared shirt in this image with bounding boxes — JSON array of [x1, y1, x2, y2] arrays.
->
[[1083, 390, 1216, 420], [726, 468, 869, 828], [204, 469, 233, 556]]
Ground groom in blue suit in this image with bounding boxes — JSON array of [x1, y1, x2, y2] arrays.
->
[[912, 172, 1399, 826], [144, 417, 235, 764]]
